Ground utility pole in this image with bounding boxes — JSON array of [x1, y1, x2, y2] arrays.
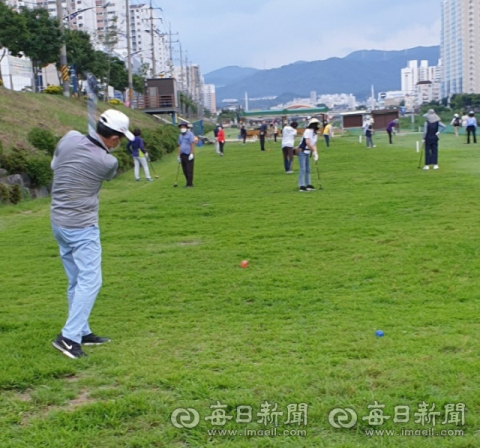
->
[[126, 0, 133, 107], [179, 42, 184, 91], [149, 0, 156, 77], [56, 0, 70, 97], [166, 22, 179, 77]]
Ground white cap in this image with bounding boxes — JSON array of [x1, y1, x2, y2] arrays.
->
[[99, 109, 135, 141]]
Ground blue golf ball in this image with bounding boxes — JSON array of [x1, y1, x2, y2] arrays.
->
[[375, 330, 384, 337]]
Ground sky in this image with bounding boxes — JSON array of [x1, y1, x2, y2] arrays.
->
[[150, 0, 442, 74]]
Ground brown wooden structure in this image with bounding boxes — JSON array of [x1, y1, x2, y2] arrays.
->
[[371, 109, 399, 130], [140, 78, 179, 118]]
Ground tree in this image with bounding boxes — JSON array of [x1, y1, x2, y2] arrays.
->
[[108, 57, 128, 91], [132, 62, 149, 93], [18, 7, 62, 92], [0, 3, 29, 85], [64, 29, 95, 77]]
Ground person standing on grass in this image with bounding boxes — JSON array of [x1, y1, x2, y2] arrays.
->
[[386, 119, 399, 144], [50, 109, 135, 359], [217, 125, 225, 156], [214, 124, 221, 154], [365, 125, 375, 148], [240, 125, 247, 145], [297, 118, 320, 192], [177, 122, 195, 187], [273, 123, 279, 142], [323, 121, 333, 148], [126, 129, 153, 182], [450, 113, 461, 137], [281, 121, 298, 174], [259, 121, 267, 151], [422, 109, 446, 170], [466, 111, 477, 144]]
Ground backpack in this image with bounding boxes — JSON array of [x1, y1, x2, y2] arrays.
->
[[454, 117, 460, 126]]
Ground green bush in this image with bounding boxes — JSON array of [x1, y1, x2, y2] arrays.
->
[[26, 154, 53, 187], [9, 184, 21, 204], [27, 127, 57, 155], [0, 183, 9, 204], [0, 147, 29, 173], [43, 85, 62, 95], [154, 125, 178, 154], [112, 149, 133, 173], [141, 129, 164, 162], [109, 98, 123, 105]]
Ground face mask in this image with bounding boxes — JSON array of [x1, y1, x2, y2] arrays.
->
[[181, 128, 187, 134]]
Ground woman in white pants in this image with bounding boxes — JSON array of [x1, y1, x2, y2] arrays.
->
[[127, 129, 153, 182]]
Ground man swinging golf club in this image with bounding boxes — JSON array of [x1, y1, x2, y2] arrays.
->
[[51, 109, 135, 359]]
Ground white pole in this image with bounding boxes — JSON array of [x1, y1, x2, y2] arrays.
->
[[359, 135, 362, 143], [416, 141, 420, 153]]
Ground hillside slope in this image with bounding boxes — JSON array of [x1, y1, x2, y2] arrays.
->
[[0, 87, 160, 150]]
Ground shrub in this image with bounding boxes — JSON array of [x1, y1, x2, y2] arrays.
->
[[109, 98, 123, 105], [27, 127, 57, 155], [9, 184, 21, 204], [0, 183, 9, 204], [26, 154, 53, 187], [43, 85, 63, 95], [112, 149, 133, 173], [141, 129, 164, 162], [0, 147, 29, 173], [154, 125, 178, 154]]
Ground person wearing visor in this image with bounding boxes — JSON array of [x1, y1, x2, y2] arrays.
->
[[297, 118, 320, 192], [50, 109, 135, 359], [177, 122, 196, 187]]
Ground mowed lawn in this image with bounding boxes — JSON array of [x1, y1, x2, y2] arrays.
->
[[1, 132, 480, 448]]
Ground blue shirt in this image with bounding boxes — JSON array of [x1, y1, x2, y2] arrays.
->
[[126, 136, 146, 158], [466, 117, 477, 127], [177, 131, 195, 154]]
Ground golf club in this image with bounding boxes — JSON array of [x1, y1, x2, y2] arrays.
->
[[417, 141, 425, 169], [315, 161, 323, 190], [148, 158, 159, 179], [173, 164, 180, 188]]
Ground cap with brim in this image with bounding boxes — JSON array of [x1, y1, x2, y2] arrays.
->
[[178, 122, 189, 128], [100, 109, 135, 141]]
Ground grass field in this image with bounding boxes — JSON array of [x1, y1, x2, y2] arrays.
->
[[1, 131, 480, 447]]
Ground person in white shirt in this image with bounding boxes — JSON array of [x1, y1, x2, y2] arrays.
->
[[281, 121, 298, 173], [466, 111, 477, 144], [297, 118, 320, 192]]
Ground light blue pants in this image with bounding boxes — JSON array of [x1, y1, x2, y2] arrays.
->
[[297, 152, 311, 187], [52, 224, 102, 343]]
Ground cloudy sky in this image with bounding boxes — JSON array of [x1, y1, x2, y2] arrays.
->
[[151, 0, 441, 74]]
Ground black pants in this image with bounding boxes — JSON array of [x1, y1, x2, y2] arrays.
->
[[467, 126, 477, 144], [259, 134, 265, 151], [282, 147, 294, 172], [180, 154, 194, 186], [219, 141, 225, 154], [242, 136, 246, 144], [425, 141, 438, 165], [274, 133, 278, 142], [387, 130, 393, 144]]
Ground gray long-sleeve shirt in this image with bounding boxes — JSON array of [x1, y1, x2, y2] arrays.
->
[[50, 130, 118, 229], [423, 121, 446, 140]]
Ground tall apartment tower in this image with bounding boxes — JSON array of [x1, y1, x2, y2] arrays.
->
[[441, 0, 480, 97]]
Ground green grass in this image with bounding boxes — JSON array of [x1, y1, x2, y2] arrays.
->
[[1, 132, 480, 447], [0, 87, 161, 150]]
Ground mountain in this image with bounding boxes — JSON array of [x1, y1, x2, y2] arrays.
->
[[203, 66, 260, 88], [213, 46, 440, 106]]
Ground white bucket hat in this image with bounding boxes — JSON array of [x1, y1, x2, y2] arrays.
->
[[99, 109, 135, 141]]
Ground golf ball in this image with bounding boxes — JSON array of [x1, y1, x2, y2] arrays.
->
[[240, 260, 249, 268], [375, 330, 384, 337]]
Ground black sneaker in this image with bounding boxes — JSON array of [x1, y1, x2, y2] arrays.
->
[[81, 333, 111, 346], [52, 334, 87, 359], [299, 186, 307, 192], [306, 185, 316, 191]]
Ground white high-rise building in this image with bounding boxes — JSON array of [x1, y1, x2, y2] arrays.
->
[[401, 60, 442, 95], [441, 0, 480, 96], [203, 84, 216, 114]]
